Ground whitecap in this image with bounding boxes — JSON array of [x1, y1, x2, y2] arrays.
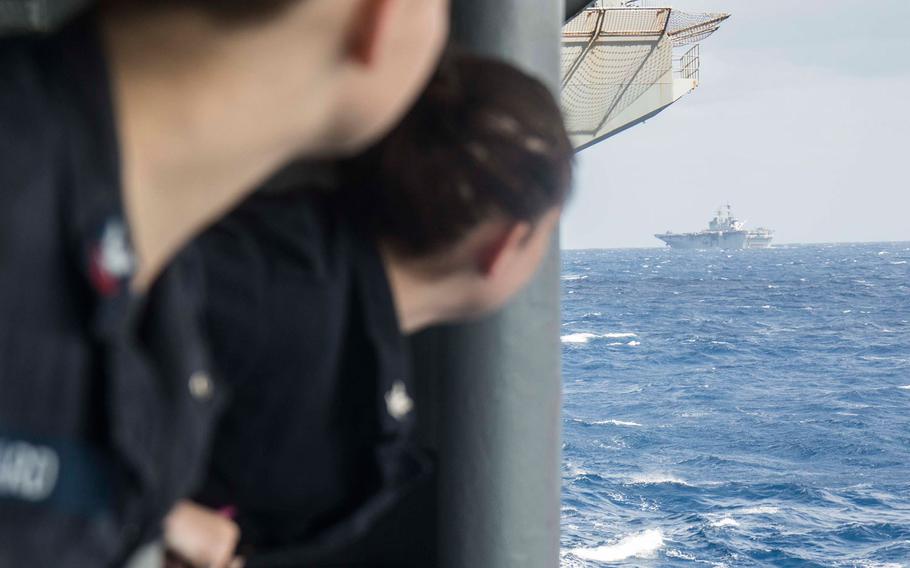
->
[[561, 333, 599, 344], [627, 341, 641, 347], [738, 505, 780, 515], [562, 274, 589, 282], [899, 385, 910, 390], [561, 332, 638, 345], [628, 473, 691, 486], [679, 410, 711, 419], [890, 261, 908, 265], [710, 517, 739, 528], [569, 466, 592, 478], [568, 529, 664, 563], [665, 548, 697, 561], [591, 419, 643, 427]]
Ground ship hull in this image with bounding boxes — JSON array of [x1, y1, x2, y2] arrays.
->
[[746, 236, 773, 249], [656, 230, 748, 250]]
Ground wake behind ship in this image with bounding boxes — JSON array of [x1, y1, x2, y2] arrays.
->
[[656, 205, 774, 250]]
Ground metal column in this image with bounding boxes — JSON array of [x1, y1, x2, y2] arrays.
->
[[0, 0, 88, 32], [420, 2, 566, 567]]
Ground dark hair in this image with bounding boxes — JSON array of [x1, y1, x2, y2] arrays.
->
[[341, 52, 574, 258]]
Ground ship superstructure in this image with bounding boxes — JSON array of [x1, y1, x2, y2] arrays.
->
[[746, 227, 774, 249], [656, 205, 774, 249]]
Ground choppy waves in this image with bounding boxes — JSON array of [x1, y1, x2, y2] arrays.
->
[[625, 473, 692, 487], [592, 419, 642, 428], [561, 243, 910, 566]]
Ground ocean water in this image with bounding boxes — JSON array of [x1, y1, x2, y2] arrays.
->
[[560, 242, 910, 567]]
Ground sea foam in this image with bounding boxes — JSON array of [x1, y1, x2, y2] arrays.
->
[[591, 419, 643, 427], [568, 529, 664, 563], [628, 473, 691, 486], [561, 333, 599, 344], [561, 332, 638, 345], [738, 505, 780, 515]]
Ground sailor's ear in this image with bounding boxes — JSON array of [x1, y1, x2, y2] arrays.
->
[[477, 222, 533, 278], [346, 0, 394, 66]]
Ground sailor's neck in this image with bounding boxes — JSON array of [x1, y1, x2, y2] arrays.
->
[[99, 3, 346, 290], [380, 245, 474, 335]]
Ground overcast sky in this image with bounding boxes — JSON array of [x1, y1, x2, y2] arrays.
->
[[561, 0, 910, 249]]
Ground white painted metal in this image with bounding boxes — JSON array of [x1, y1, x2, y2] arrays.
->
[[561, 5, 729, 149]]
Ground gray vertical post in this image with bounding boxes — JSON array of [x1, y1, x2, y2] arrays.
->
[[0, 0, 88, 32], [426, 2, 566, 567]]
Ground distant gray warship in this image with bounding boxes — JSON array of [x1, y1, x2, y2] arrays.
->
[[656, 205, 774, 250]]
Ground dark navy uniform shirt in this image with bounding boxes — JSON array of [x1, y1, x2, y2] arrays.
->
[[194, 191, 426, 562], [0, 15, 223, 566]]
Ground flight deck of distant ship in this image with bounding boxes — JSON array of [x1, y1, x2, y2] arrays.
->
[[656, 205, 774, 249]]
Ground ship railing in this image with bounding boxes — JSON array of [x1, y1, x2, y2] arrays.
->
[[673, 44, 700, 81]]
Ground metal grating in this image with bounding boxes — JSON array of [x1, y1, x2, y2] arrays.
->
[[561, 6, 729, 146], [562, 40, 672, 135], [667, 10, 730, 47], [561, 8, 672, 138]]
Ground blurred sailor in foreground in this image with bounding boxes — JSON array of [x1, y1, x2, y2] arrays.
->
[[164, 52, 573, 567], [0, 0, 448, 565]]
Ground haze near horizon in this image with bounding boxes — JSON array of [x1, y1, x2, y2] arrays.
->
[[561, 0, 910, 250]]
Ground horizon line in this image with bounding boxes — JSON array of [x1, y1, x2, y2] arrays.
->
[[561, 239, 910, 252]]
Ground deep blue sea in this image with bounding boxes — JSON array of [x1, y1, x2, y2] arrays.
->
[[560, 242, 910, 567]]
